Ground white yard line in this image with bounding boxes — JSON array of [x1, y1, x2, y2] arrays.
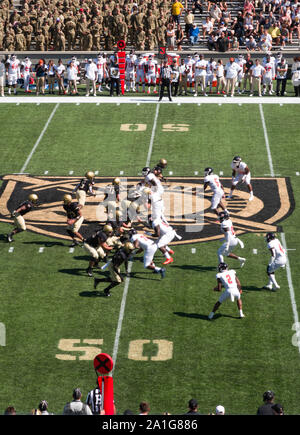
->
[[20, 103, 59, 173], [111, 260, 133, 374], [259, 103, 275, 177], [146, 103, 160, 167], [280, 233, 300, 354]]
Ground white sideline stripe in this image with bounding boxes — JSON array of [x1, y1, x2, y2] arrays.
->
[[20, 103, 59, 173], [280, 233, 300, 355], [259, 103, 275, 177], [191, 248, 196, 253], [146, 103, 160, 167], [69, 247, 74, 253], [39, 247, 44, 253], [112, 260, 133, 373], [8, 247, 14, 253], [253, 249, 257, 254], [1, 96, 300, 104]]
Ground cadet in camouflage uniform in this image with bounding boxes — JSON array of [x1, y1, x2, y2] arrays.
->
[[15, 27, 27, 51]]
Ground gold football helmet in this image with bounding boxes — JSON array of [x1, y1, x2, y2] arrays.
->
[[159, 158, 168, 168], [143, 187, 151, 195], [124, 241, 135, 253], [63, 194, 72, 204], [85, 171, 95, 180], [103, 224, 113, 234], [113, 177, 121, 185], [28, 193, 38, 203]]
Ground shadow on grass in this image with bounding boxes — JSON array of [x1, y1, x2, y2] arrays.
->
[[242, 286, 263, 292], [58, 268, 94, 277], [171, 265, 216, 272], [174, 312, 240, 320], [22, 240, 65, 247]]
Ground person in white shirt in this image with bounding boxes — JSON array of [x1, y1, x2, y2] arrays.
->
[[55, 58, 66, 95], [151, 218, 176, 265], [142, 166, 165, 221], [250, 58, 265, 96], [217, 211, 246, 267], [205, 57, 216, 93], [193, 54, 207, 96], [184, 55, 195, 93], [21, 56, 32, 93], [227, 156, 254, 201], [203, 167, 228, 216], [85, 58, 98, 96], [125, 53, 136, 92], [208, 262, 245, 320], [215, 59, 226, 94], [145, 55, 157, 94], [235, 54, 246, 94], [130, 229, 166, 278], [67, 60, 78, 95], [135, 54, 146, 93], [224, 57, 241, 97], [0, 57, 5, 96], [264, 233, 287, 291], [6, 54, 20, 95]]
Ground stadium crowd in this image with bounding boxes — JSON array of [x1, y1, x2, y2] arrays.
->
[[2, 389, 285, 415], [0, 0, 299, 51], [0, 51, 300, 97]]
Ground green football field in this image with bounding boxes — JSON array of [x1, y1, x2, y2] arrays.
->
[[0, 100, 300, 415]]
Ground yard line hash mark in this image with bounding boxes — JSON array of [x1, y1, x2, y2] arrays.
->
[[20, 103, 59, 174]]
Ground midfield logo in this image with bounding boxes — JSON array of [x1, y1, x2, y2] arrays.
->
[[0, 175, 294, 245]]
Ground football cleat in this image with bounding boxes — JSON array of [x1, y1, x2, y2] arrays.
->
[[263, 284, 273, 290], [86, 268, 93, 277], [7, 234, 13, 243], [208, 312, 214, 320], [28, 193, 38, 203], [163, 257, 174, 265], [239, 258, 246, 268], [204, 167, 213, 176], [218, 262, 228, 272], [239, 313, 245, 318]]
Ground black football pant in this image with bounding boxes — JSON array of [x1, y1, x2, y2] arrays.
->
[[110, 78, 120, 96], [276, 78, 286, 96], [159, 79, 172, 101]]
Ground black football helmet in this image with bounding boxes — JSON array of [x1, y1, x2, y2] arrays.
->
[[142, 167, 151, 176], [266, 232, 276, 242], [263, 391, 275, 402], [219, 211, 230, 222], [218, 262, 228, 272], [204, 167, 213, 176], [232, 156, 242, 164]]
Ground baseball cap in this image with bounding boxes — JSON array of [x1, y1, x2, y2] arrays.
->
[[215, 405, 225, 415], [88, 58, 92, 62]]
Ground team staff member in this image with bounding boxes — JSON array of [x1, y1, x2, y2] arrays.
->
[[73, 171, 96, 207], [94, 242, 135, 296], [63, 194, 85, 247], [7, 194, 38, 242], [158, 59, 173, 102], [84, 225, 113, 277], [109, 58, 120, 96]]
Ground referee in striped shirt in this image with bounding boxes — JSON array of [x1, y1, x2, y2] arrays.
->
[[159, 59, 173, 102]]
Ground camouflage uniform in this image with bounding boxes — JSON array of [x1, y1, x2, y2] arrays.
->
[[15, 28, 27, 51], [35, 30, 45, 51]]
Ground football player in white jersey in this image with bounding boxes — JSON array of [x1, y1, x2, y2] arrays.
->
[[208, 262, 245, 320], [205, 57, 216, 93], [145, 55, 158, 94], [6, 54, 20, 95], [95, 54, 107, 93], [184, 55, 195, 93], [151, 217, 177, 265], [203, 167, 228, 217], [135, 54, 146, 93], [227, 156, 253, 201], [264, 232, 287, 291], [262, 54, 275, 95], [217, 211, 246, 267], [125, 54, 136, 92], [129, 229, 166, 278], [21, 56, 32, 93], [142, 166, 166, 222], [235, 54, 246, 95]]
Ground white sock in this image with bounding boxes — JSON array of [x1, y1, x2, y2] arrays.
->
[[269, 274, 278, 287], [154, 267, 161, 273], [239, 309, 243, 316], [164, 252, 171, 259]]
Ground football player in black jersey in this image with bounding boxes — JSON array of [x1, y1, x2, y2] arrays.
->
[[73, 171, 96, 207], [7, 193, 38, 242], [94, 241, 135, 296], [63, 194, 85, 247], [84, 225, 114, 277]]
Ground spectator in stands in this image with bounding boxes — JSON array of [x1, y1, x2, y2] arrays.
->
[[259, 28, 273, 50], [166, 22, 176, 50], [171, 0, 184, 25], [176, 24, 185, 50], [184, 9, 195, 39], [189, 23, 200, 45], [207, 31, 218, 50], [243, 0, 256, 17], [139, 402, 150, 415], [268, 21, 281, 44], [202, 16, 214, 38], [216, 31, 230, 52], [246, 34, 258, 50], [210, 3, 222, 25], [191, 0, 203, 15], [63, 388, 92, 415]]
